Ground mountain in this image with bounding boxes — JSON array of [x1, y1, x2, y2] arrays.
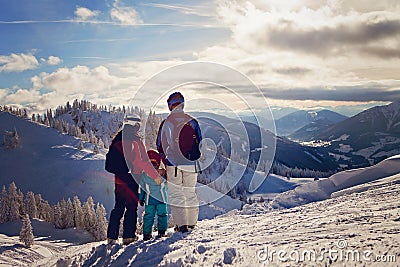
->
[[315, 101, 400, 167], [289, 118, 342, 141], [192, 112, 340, 173], [275, 109, 348, 136]]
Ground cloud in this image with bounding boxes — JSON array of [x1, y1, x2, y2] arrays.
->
[[5, 88, 42, 103], [74, 7, 100, 21], [273, 67, 312, 76], [142, 3, 214, 17], [216, 1, 400, 56], [47, 56, 62, 65], [266, 18, 400, 56], [0, 53, 39, 72], [0, 88, 7, 102], [32, 65, 118, 95], [110, 0, 143, 25], [360, 45, 400, 58], [260, 86, 400, 102]]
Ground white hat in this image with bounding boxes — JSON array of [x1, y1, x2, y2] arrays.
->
[[124, 114, 141, 127]]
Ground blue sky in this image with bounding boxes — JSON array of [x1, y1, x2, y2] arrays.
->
[[1, 0, 400, 117]]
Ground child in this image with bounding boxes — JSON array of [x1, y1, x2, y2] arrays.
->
[[139, 150, 168, 241]]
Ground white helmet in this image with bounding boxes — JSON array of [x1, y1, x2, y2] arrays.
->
[[124, 114, 141, 127]]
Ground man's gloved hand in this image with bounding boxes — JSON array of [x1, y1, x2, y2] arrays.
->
[[139, 200, 144, 206]]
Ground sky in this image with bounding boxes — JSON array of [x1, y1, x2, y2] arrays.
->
[[1, 0, 400, 117]]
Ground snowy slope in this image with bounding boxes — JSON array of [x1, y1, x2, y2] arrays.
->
[[0, 219, 99, 266], [1, 139, 399, 267], [47, 172, 400, 266], [0, 111, 115, 212], [270, 154, 400, 209], [0, 111, 241, 219]]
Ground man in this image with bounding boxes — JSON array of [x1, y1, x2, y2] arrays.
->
[[106, 115, 161, 245], [156, 92, 202, 233]]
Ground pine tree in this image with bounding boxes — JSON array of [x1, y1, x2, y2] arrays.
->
[[93, 144, 99, 154], [73, 196, 84, 228], [0, 186, 10, 223], [82, 197, 96, 233], [53, 203, 64, 229], [78, 140, 84, 150], [19, 214, 34, 248], [8, 182, 20, 222], [34, 194, 43, 219], [44, 201, 54, 224], [25, 192, 37, 219], [60, 199, 67, 228], [94, 203, 107, 241], [3, 128, 20, 149], [65, 198, 75, 228], [17, 189, 24, 216]]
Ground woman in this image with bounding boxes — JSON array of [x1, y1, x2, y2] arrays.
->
[[106, 115, 161, 245]]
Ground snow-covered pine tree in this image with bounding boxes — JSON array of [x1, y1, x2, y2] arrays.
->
[[19, 214, 34, 248], [65, 198, 75, 228], [34, 194, 44, 219], [144, 111, 162, 150], [25, 192, 37, 219], [93, 144, 99, 154], [60, 199, 68, 228], [53, 203, 64, 229], [73, 196, 84, 229], [82, 197, 96, 233], [94, 203, 107, 241], [44, 201, 54, 224], [78, 140, 84, 150], [17, 189, 24, 216], [3, 128, 20, 149], [0, 186, 10, 223], [8, 182, 20, 222]]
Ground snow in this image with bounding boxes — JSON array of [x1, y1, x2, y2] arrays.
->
[[270, 154, 400, 209], [333, 134, 350, 142], [0, 219, 97, 266], [2, 154, 398, 266], [51, 173, 399, 266], [329, 152, 351, 161], [337, 143, 352, 153], [299, 140, 331, 147], [304, 151, 322, 163]]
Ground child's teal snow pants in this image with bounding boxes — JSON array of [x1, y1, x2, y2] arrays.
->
[[143, 203, 168, 235]]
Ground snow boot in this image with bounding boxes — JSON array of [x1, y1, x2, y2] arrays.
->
[[143, 234, 152, 241], [157, 230, 166, 238], [179, 225, 188, 233], [122, 236, 138, 245], [107, 238, 117, 245]]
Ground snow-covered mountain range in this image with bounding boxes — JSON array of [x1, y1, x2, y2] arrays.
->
[[275, 109, 348, 137], [313, 101, 400, 168]]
